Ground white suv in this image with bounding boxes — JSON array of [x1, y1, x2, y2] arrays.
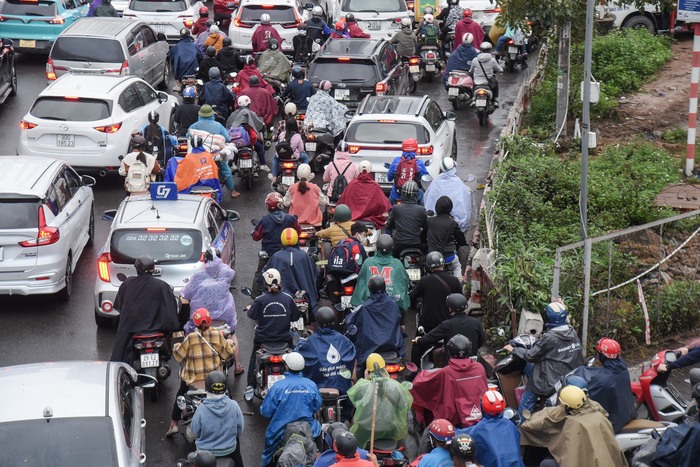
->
[[228, 0, 313, 53], [0, 156, 95, 300], [123, 0, 205, 43], [339, 0, 412, 40]]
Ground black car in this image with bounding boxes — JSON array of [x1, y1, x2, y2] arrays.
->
[[0, 38, 16, 104], [308, 38, 411, 108]]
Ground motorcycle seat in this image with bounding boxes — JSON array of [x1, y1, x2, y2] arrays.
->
[[133, 332, 165, 340], [373, 439, 399, 452], [320, 387, 340, 400], [189, 380, 206, 391], [378, 350, 399, 361], [399, 248, 424, 257], [619, 419, 665, 433], [261, 342, 290, 353]]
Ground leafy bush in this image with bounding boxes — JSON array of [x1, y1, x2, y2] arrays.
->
[[653, 281, 700, 337]]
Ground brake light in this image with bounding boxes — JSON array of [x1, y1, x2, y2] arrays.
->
[[375, 82, 387, 94], [343, 286, 354, 295], [146, 227, 167, 232], [426, 52, 436, 59], [408, 56, 419, 65], [118, 60, 130, 76], [326, 407, 335, 419], [394, 17, 401, 23], [407, 1, 414, 10], [94, 122, 122, 133], [20, 120, 37, 130], [299, 231, 309, 239], [49, 16, 65, 24], [378, 119, 396, 123], [485, 7, 502, 13], [234, 17, 253, 28], [450, 77, 459, 85], [64, 96, 79, 100], [507, 39, 514, 45], [417, 145, 433, 155], [180, 16, 194, 28], [385, 364, 404, 373], [338, 57, 351, 62], [307, 133, 315, 139], [282, 162, 295, 169], [270, 355, 284, 363], [98, 253, 111, 282], [476, 89, 488, 96], [19, 206, 60, 247], [348, 145, 360, 154], [46, 57, 56, 80]]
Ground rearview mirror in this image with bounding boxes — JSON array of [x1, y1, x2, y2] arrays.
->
[[136, 373, 157, 388], [444, 111, 456, 121], [690, 368, 700, 385], [345, 324, 358, 336], [420, 173, 432, 190], [586, 356, 596, 367], [81, 175, 96, 187], [304, 2, 314, 9], [157, 91, 168, 103], [240, 286, 253, 297], [2, 38, 13, 48], [226, 210, 240, 221], [102, 209, 117, 221], [251, 218, 259, 226]]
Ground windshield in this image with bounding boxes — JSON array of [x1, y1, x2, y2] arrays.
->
[[129, 0, 188, 12], [310, 60, 377, 85], [0, 0, 57, 16], [240, 5, 295, 23], [30, 97, 111, 122], [0, 199, 40, 229], [51, 37, 126, 63], [341, 0, 406, 13], [110, 229, 203, 264], [0, 417, 119, 467], [346, 121, 429, 144]]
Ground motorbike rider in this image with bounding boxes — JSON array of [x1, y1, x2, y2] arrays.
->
[[460, 390, 524, 467], [226, 95, 270, 171], [416, 13, 441, 49], [469, 42, 503, 107], [260, 352, 322, 466], [425, 157, 472, 232], [283, 164, 328, 227], [172, 133, 223, 201], [258, 38, 292, 90], [240, 75, 278, 127], [236, 55, 276, 94], [317, 204, 359, 246], [443, 33, 478, 88], [169, 28, 204, 92], [94, 0, 117, 17], [204, 24, 225, 53], [417, 419, 455, 467], [347, 353, 414, 449], [313, 423, 372, 467], [305, 6, 331, 44], [119, 134, 161, 195], [454, 9, 485, 50], [323, 141, 359, 199], [192, 6, 210, 36], [426, 195, 467, 278], [570, 337, 635, 434], [450, 434, 479, 467], [216, 37, 240, 74], [519, 385, 626, 467], [390, 18, 418, 58], [110, 255, 180, 363], [197, 46, 224, 83], [385, 180, 428, 257], [346, 275, 405, 377], [305, 80, 349, 145], [166, 309, 235, 437], [199, 67, 235, 121], [196, 21, 228, 54], [292, 23, 313, 62], [271, 117, 310, 178], [172, 86, 201, 137], [328, 430, 377, 467], [386, 138, 430, 205], [503, 301, 585, 416], [281, 65, 316, 111], [252, 13, 283, 54], [330, 20, 350, 39], [436, 0, 463, 44], [142, 110, 177, 168], [337, 161, 392, 229], [495, 23, 528, 62], [345, 14, 370, 38], [659, 343, 700, 373]]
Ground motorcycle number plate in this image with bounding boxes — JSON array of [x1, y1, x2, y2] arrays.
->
[[476, 98, 487, 106], [268, 374, 285, 388], [140, 353, 160, 368], [426, 64, 435, 72], [291, 317, 305, 331], [448, 87, 459, 96], [239, 158, 253, 168], [409, 65, 420, 73], [374, 172, 388, 184], [282, 176, 295, 186], [508, 46, 518, 54], [407, 268, 422, 281], [305, 142, 317, 152], [341, 295, 352, 309]]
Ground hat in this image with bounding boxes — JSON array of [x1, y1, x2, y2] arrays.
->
[[199, 104, 215, 118], [282, 352, 305, 371]]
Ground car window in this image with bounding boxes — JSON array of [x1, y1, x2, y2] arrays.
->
[[346, 121, 429, 144], [51, 37, 126, 63], [310, 59, 378, 85], [0, 199, 41, 229], [129, 0, 187, 12], [341, 0, 407, 13], [240, 5, 295, 23], [207, 204, 225, 239], [53, 173, 72, 209], [425, 101, 444, 132], [30, 97, 111, 122], [118, 84, 144, 113], [63, 167, 83, 196], [0, 0, 58, 16], [139, 25, 157, 47], [207, 211, 219, 240], [110, 228, 203, 264], [133, 81, 157, 105], [132, 29, 148, 54], [384, 45, 398, 74], [126, 32, 140, 56], [118, 370, 134, 448]]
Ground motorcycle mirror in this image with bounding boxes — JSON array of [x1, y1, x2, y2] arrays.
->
[[497, 327, 507, 337], [689, 368, 700, 385], [390, 294, 401, 302], [405, 362, 418, 373], [521, 409, 532, 421], [339, 368, 352, 379], [465, 174, 476, 183], [251, 218, 259, 226], [420, 173, 432, 190], [335, 303, 346, 312], [102, 209, 117, 221], [240, 286, 253, 297], [383, 162, 391, 169], [345, 324, 358, 336], [586, 356, 596, 367]]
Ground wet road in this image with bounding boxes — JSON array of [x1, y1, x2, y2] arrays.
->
[[0, 49, 527, 466]]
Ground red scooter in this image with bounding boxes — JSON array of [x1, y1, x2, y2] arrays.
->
[[631, 349, 689, 422]]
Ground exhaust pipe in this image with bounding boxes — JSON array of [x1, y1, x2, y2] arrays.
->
[[98, 170, 108, 177]]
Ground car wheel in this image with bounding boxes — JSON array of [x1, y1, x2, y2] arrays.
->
[[623, 15, 655, 32], [95, 310, 114, 328], [158, 60, 171, 91], [57, 254, 73, 301], [87, 208, 95, 247], [10, 59, 17, 96]]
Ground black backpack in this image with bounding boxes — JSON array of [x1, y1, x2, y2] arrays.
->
[[330, 161, 351, 202], [276, 139, 294, 159]]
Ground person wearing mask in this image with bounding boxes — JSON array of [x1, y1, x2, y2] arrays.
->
[[385, 180, 428, 257], [323, 141, 359, 200], [345, 14, 370, 38], [316, 204, 357, 246], [418, 419, 455, 467], [305, 80, 349, 144], [386, 138, 429, 205], [453, 9, 484, 50], [503, 301, 585, 416], [330, 20, 350, 39], [94, 0, 117, 17], [110, 255, 180, 363], [142, 110, 177, 168], [305, 6, 332, 44], [252, 13, 283, 53], [271, 117, 309, 178], [172, 86, 201, 137], [119, 134, 161, 195], [236, 55, 276, 93], [469, 42, 503, 106], [281, 66, 316, 111], [313, 423, 372, 467], [443, 33, 478, 88], [390, 18, 418, 58], [226, 95, 270, 171], [283, 164, 327, 227], [172, 134, 223, 200], [166, 309, 235, 437], [258, 38, 292, 91], [204, 25, 225, 53], [424, 157, 472, 232], [197, 46, 224, 82], [192, 6, 210, 36], [198, 67, 235, 121], [436, 0, 463, 43], [216, 37, 240, 74], [427, 195, 467, 278], [169, 29, 203, 92], [337, 161, 392, 229], [240, 75, 278, 126], [292, 23, 314, 61]]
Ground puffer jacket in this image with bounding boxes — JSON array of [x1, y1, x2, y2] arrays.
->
[[390, 29, 418, 58], [470, 52, 503, 86]]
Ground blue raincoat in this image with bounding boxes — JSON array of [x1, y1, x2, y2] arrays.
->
[[260, 372, 322, 466], [443, 43, 479, 85], [460, 413, 524, 467], [424, 167, 472, 232], [263, 246, 319, 312], [386, 152, 429, 203], [168, 36, 204, 81], [180, 256, 237, 334], [295, 327, 356, 394]]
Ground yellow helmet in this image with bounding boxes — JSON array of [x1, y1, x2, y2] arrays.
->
[[559, 385, 587, 411], [281, 228, 299, 246], [366, 353, 385, 372]]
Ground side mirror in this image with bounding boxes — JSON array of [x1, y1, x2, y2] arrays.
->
[[240, 286, 253, 297], [250, 218, 259, 226], [444, 111, 456, 121], [689, 368, 700, 385], [345, 324, 358, 336], [304, 2, 314, 10], [102, 209, 117, 221], [344, 110, 355, 120], [136, 373, 157, 388], [2, 38, 13, 48], [157, 91, 168, 103], [81, 175, 96, 187], [225, 2, 237, 9], [226, 210, 240, 221], [420, 173, 432, 190], [586, 356, 596, 367], [497, 326, 507, 337], [156, 32, 167, 42]]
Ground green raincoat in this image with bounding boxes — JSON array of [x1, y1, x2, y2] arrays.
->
[[350, 252, 410, 310]]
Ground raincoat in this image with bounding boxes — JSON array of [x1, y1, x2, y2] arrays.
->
[[443, 43, 479, 83], [345, 291, 404, 367], [411, 357, 487, 427], [241, 83, 278, 125], [226, 106, 265, 132], [390, 28, 418, 57], [251, 210, 301, 256], [424, 167, 472, 232], [236, 64, 276, 94], [347, 369, 413, 449], [252, 25, 283, 53], [454, 18, 485, 50], [417, 446, 452, 467], [263, 246, 319, 312], [258, 48, 292, 83], [284, 181, 326, 226], [519, 400, 628, 467], [460, 413, 524, 467], [169, 148, 223, 203], [305, 90, 349, 137], [337, 173, 392, 229], [261, 372, 322, 466], [350, 251, 409, 311], [191, 394, 244, 457], [323, 152, 359, 197], [180, 256, 237, 334], [652, 422, 700, 467], [387, 152, 429, 203], [295, 327, 356, 394], [276, 421, 318, 467]]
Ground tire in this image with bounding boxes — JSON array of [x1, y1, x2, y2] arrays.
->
[[409, 79, 417, 94], [425, 71, 434, 83], [95, 310, 114, 328], [246, 175, 253, 191], [169, 104, 178, 134], [478, 110, 487, 127], [451, 99, 461, 110], [506, 61, 514, 73], [623, 15, 655, 32], [9, 59, 17, 96], [158, 60, 171, 91], [57, 254, 72, 301], [86, 208, 95, 247]]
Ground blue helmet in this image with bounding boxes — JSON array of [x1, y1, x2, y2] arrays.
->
[[183, 86, 196, 99], [545, 301, 568, 325], [563, 375, 589, 393]]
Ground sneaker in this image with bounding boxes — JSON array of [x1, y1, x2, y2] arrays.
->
[[259, 164, 271, 172], [244, 386, 254, 401], [267, 173, 276, 182], [493, 100, 500, 108]]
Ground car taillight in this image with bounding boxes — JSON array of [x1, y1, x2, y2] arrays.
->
[[0, 16, 6, 22], [46, 57, 56, 80], [49, 16, 65, 24], [180, 16, 194, 28], [270, 355, 283, 363], [375, 82, 387, 94], [120, 60, 130, 76], [417, 145, 433, 155], [19, 206, 60, 247], [485, 7, 502, 13], [408, 56, 419, 65], [338, 57, 351, 62], [20, 120, 37, 130], [343, 286, 354, 295], [98, 253, 112, 282], [282, 21, 298, 29], [234, 17, 253, 28], [406, 1, 414, 10], [348, 145, 360, 154], [94, 122, 122, 133]]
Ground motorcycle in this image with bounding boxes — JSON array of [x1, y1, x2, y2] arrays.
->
[[417, 43, 442, 82], [224, 71, 238, 93], [131, 332, 172, 401], [305, 127, 335, 175], [501, 37, 527, 72], [474, 84, 496, 127], [399, 248, 424, 290], [447, 70, 474, 110], [234, 145, 259, 191], [179, 74, 203, 98], [408, 56, 421, 93], [443, 31, 455, 59], [378, 347, 407, 382], [317, 387, 348, 425], [493, 334, 538, 409], [272, 154, 300, 194], [631, 349, 690, 422], [255, 341, 292, 399]]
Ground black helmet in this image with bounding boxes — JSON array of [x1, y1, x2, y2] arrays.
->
[[376, 234, 393, 255], [187, 450, 217, 467], [333, 430, 358, 458], [401, 180, 419, 201], [450, 434, 476, 461], [292, 65, 304, 79], [223, 37, 232, 47], [249, 75, 260, 86], [425, 251, 445, 271], [206, 46, 216, 57], [446, 293, 468, 314], [346, 13, 355, 23], [447, 334, 472, 359], [148, 110, 159, 124], [130, 133, 146, 149], [268, 38, 279, 50], [135, 255, 155, 275], [316, 306, 336, 328], [204, 247, 220, 263], [205, 370, 227, 394], [208, 66, 221, 79], [368, 274, 386, 294], [180, 28, 191, 38]]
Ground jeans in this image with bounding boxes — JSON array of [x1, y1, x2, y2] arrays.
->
[[217, 160, 235, 191], [496, 35, 527, 54], [445, 253, 462, 279], [255, 140, 267, 166], [272, 152, 309, 177], [247, 341, 262, 387], [519, 362, 540, 415]]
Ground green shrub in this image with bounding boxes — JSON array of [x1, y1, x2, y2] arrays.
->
[[653, 281, 700, 337]]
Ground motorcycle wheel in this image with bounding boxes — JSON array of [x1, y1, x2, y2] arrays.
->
[[451, 96, 464, 111], [478, 110, 487, 127], [507, 61, 515, 73], [149, 386, 158, 402], [409, 79, 417, 94], [246, 175, 253, 191], [425, 72, 434, 83]]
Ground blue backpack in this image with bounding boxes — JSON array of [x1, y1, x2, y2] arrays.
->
[[328, 238, 361, 275], [229, 126, 251, 148]]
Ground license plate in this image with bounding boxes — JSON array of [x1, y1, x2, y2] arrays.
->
[[291, 317, 305, 331], [153, 24, 167, 33], [448, 87, 459, 96], [476, 98, 487, 106], [0, 247, 3, 261], [508, 46, 518, 54], [268, 374, 285, 388], [341, 295, 352, 309], [140, 353, 159, 368], [305, 142, 316, 152], [426, 64, 435, 72], [334, 89, 350, 100], [374, 172, 388, 183], [368, 20, 382, 30], [56, 134, 75, 147], [239, 158, 252, 168], [407, 268, 422, 281], [282, 176, 295, 186], [19, 39, 35, 48], [409, 65, 419, 74]]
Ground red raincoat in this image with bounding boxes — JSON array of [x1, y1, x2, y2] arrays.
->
[[410, 357, 488, 427], [236, 65, 275, 94], [337, 172, 391, 229], [252, 25, 282, 53], [240, 84, 278, 125], [454, 18, 485, 50]]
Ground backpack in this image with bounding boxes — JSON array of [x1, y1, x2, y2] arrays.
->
[[394, 157, 418, 189], [276, 139, 295, 159], [328, 238, 361, 275], [125, 156, 150, 193], [423, 24, 439, 46], [330, 161, 351, 202], [229, 126, 251, 149]]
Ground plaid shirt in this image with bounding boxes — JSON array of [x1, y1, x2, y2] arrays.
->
[[173, 328, 234, 385]]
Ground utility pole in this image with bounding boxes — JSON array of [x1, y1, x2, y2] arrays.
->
[[555, 23, 571, 138]]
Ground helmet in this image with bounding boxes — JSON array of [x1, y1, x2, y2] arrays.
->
[[428, 419, 455, 443], [333, 204, 351, 222], [503, 407, 521, 426], [198, 5, 208, 15], [237, 95, 251, 107], [480, 42, 492, 53], [401, 180, 419, 201], [297, 163, 312, 180], [440, 157, 455, 172], [462, 33, 474, 45], [545, 301, 568, 325], [319, 80, 332, 91], [446, 293, 468, 314], [346, 13, 355, 23], [180, 28, 191, 38], [447, 334, 472, 359], [402, 138, 418, 152], [222, 36, 232, 47], [451, 434, 476, 461], [401, 17, 412, 28], [316, 307, 336, 328], [183, 86, 197, 99], [249, 75, 260, 86], [281, 227, 299, 246], [245, 55, 256, 66], [284, 102, 298, 115], [376, 234, 393, 255], [425, 251, 445, 271], [190, 133, 204, 148], [423, 6, 434, 15], [148, 110, 159, 124], [188, 450, 217, 467], [208, 66, 221, 79], [368, 274, 386, 294], [193, 307, 212, 327], [359, 160, 372, 173], [263, 268, 282, 288], [481, 390, 506, 417], [291, 65, 304, 79], [559, 385, 587, 411], [335, 20, 345, 31], [366, 353, 386, 372], [265, 192, 284, 211], [205, 19, 214, 28], [449, 0, 459, 5], [206, 46, 216, 57], [336, 140, 349, 153], [282, 352, 305, 371], [424, 14, 434, 23], [595, 337, 621, 359], [312, 5, 323, 16], [333, 430, 358, 458], [260, 13, 271, 24], [204, 247, 220, 262], [562, 375, 589, 393], [205, 370, 227, 394], [463, 8, 472, 17], [131, 133, 146, 149], [135, 255, 155, 275], [693, 382, 700, 403], [209, 25, 219, 35], [268, 38, 279, 50]]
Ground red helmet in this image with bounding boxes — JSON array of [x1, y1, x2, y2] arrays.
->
[[265, 192, 284, 211], [428, 418, 455, 442], [481, 390, 506, 417], [463, 8, 472, 17], [192, 308, 212, 327], [596, 337, 621, 359], [402, 138, 418, 152], [335, 20, 345, 31], [199, 6, 208, 15]]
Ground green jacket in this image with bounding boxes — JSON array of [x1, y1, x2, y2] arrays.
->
[[350, 252, 410, 310], [94, 3, 117, 16]]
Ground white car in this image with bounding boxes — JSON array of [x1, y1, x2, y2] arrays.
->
[[18, 74, 178, 174], [338, 0, 413, 40], [344, 95, 457, 191], [228, 0, 313, 53], [123, 0, 204, 43], [0, 156, 95, 299], [459, 0, 500, 34]]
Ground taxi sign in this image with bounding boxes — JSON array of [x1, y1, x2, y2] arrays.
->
[[150, 182, 178, 200]]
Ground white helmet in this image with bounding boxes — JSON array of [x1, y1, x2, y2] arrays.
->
[[480, 42, 492, 53], [297, 163, 312, 180], [359, 160, 372, 174], [237, 95, 251, 107], [282, 352, 305, 371], [263, 268, 281, 288], [440, 157, 455, 172], [462, 33, 474, 45], [424, 14, 434, 23], [312, 6, 323, 16], [401, 17, 412, 28], [260, 13, 271, 24], [209, 25, 219, 34], [284, 102, 297, 115]]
